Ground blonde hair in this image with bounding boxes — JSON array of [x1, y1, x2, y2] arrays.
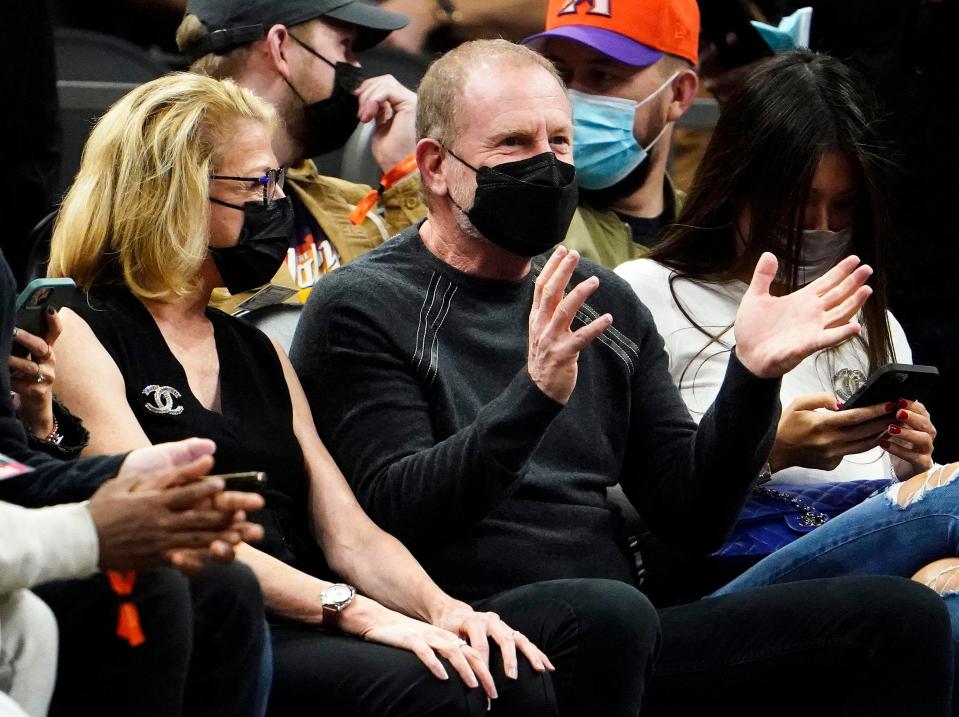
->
[[175, 14, 254, 80], [416, 39, 564, 147], [49, 72, 276, 300]]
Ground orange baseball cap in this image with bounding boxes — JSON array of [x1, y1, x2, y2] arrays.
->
[[523, 0, 700, 67]]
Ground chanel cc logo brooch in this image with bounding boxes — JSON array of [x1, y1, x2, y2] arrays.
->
[[142, 385, 185, 415]]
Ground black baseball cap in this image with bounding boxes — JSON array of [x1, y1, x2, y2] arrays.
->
[[181, 0, 409, 59]]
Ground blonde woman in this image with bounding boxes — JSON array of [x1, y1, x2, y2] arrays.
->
[[44, 72, 635, 716]]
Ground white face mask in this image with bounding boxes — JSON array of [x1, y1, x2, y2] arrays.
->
[[780, 226, 853, 285]]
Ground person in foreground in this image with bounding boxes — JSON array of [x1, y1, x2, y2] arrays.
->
[[0, 250, 268, 717], [47, 71, 657, 715], [618, 49, 959, 707], [290, 39, 955, 714]]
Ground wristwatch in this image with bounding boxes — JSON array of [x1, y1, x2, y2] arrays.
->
[[321, 583, 355, 631]]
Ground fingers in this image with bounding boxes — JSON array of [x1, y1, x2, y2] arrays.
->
[[896, 403, 936, 437], [411, 643, 451, 682], [163, 476, 225, 511], [10, 329, 52, 363], [212, 490, 266, 513], [488, 625, 519, 679], [744, 252, 778, 299], [823, 285, 872, 328], [786, 393, 840, 412], [546, 275, 600, 337], [355, 75, 415, 123], [568, 312, 613, 352], [464, 620, 491, 667], [829, 401, 896, 428], [514, 632, 554, 672], [901, 399, 931, 419], [538, 250, 580, 322], [235, 521, 264, 543], [807, 255, 864, 296], [882, 438, 934, 472], [446, 644, 496, 700], [44, 309, 63, 346], [152, 453, 217, 491], [818, 265, 873, 310], [532, 246, 568, 313], [816, 321, 862, 350]]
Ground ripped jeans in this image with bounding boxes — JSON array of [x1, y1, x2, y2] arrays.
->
[[713, 464, 959, 708]]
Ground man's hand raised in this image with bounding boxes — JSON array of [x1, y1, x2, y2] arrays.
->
[[528, 246, 612, 404], [735, 253, 873, 379]]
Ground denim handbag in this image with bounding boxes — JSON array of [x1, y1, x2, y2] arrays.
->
[[713, 479, 894, 558]]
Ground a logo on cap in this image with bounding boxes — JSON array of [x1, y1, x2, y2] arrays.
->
[[558, 0, 612, 18]]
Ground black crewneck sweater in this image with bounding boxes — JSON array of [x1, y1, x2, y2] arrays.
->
[[291, 226, 781, 601]]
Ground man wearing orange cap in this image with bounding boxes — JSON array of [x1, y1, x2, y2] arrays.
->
[[524, 0, 700, 268]]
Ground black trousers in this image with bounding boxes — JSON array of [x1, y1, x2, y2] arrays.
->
[[269, 578, 656, 716], [647, 575, 953, 716], [270, 575, 951, 716], [35, 562, 267, 717]]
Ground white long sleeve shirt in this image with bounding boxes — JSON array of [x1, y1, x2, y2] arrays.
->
[[0, 501, 99, 596], [617, 258, 912, 485]]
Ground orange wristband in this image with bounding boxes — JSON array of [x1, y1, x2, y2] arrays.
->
[[349, 153, 418, 225]]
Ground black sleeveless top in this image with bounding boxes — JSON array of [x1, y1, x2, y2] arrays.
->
[[70, 286, 328, 578]]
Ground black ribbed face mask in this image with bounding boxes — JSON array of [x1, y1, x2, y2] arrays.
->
[[446, 149, 579, 258], [208, 196, 294, 294], [285, 35, 365, 157]]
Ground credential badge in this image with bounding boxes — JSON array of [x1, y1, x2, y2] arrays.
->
[[143, 385, 185, 415]]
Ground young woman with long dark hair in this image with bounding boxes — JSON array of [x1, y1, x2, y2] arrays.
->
[[618, 49, 959, 705]]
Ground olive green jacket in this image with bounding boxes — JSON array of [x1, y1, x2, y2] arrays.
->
[[562, 178, 686, 270]]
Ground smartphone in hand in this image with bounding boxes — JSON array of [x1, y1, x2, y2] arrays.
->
[[12, 278, 76, 357], [841, 364, 939, 411]]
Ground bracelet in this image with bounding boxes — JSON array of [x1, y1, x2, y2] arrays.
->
[[32, 414, 63, 446], [348, 153, 418, 226]]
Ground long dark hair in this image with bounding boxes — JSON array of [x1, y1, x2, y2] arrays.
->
[[651, 50, 894, 384]]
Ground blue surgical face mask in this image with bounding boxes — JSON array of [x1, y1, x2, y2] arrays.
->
[[569, 71, 679, 191]]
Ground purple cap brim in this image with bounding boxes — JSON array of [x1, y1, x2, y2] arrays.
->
[[523, 25, 663, 67]]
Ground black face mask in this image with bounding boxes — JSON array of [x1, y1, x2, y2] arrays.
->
[[285, 35, 365, 158], [447, 150, 579, 257], [208, 196, 294, 294]]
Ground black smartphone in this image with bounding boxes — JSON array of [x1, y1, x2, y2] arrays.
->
[[13, 278, 77, 357], [699, 0, 774, 68], [841, 364, 940, 411], [207, 471, 268, 492]]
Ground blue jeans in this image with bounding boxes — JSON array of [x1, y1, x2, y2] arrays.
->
[[714, 469, 959, 708]]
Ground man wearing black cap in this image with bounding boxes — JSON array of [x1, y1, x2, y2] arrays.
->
[[177, 0, 426, 314]]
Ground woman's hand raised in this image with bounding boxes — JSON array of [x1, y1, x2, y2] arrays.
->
[[735, 254, 873, 379]]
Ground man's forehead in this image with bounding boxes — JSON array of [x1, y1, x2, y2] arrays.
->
[[459, 82, 571, 141], [460, 63, 569, 114]]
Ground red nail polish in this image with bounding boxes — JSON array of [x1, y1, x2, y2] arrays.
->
[[884, 402, 896, 412], [888, 425, 901, 435], [897, 410, 908, 421], [880, 440, 890, 449], [898, 399, 909, 409], [836, 401, 844, 409]]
